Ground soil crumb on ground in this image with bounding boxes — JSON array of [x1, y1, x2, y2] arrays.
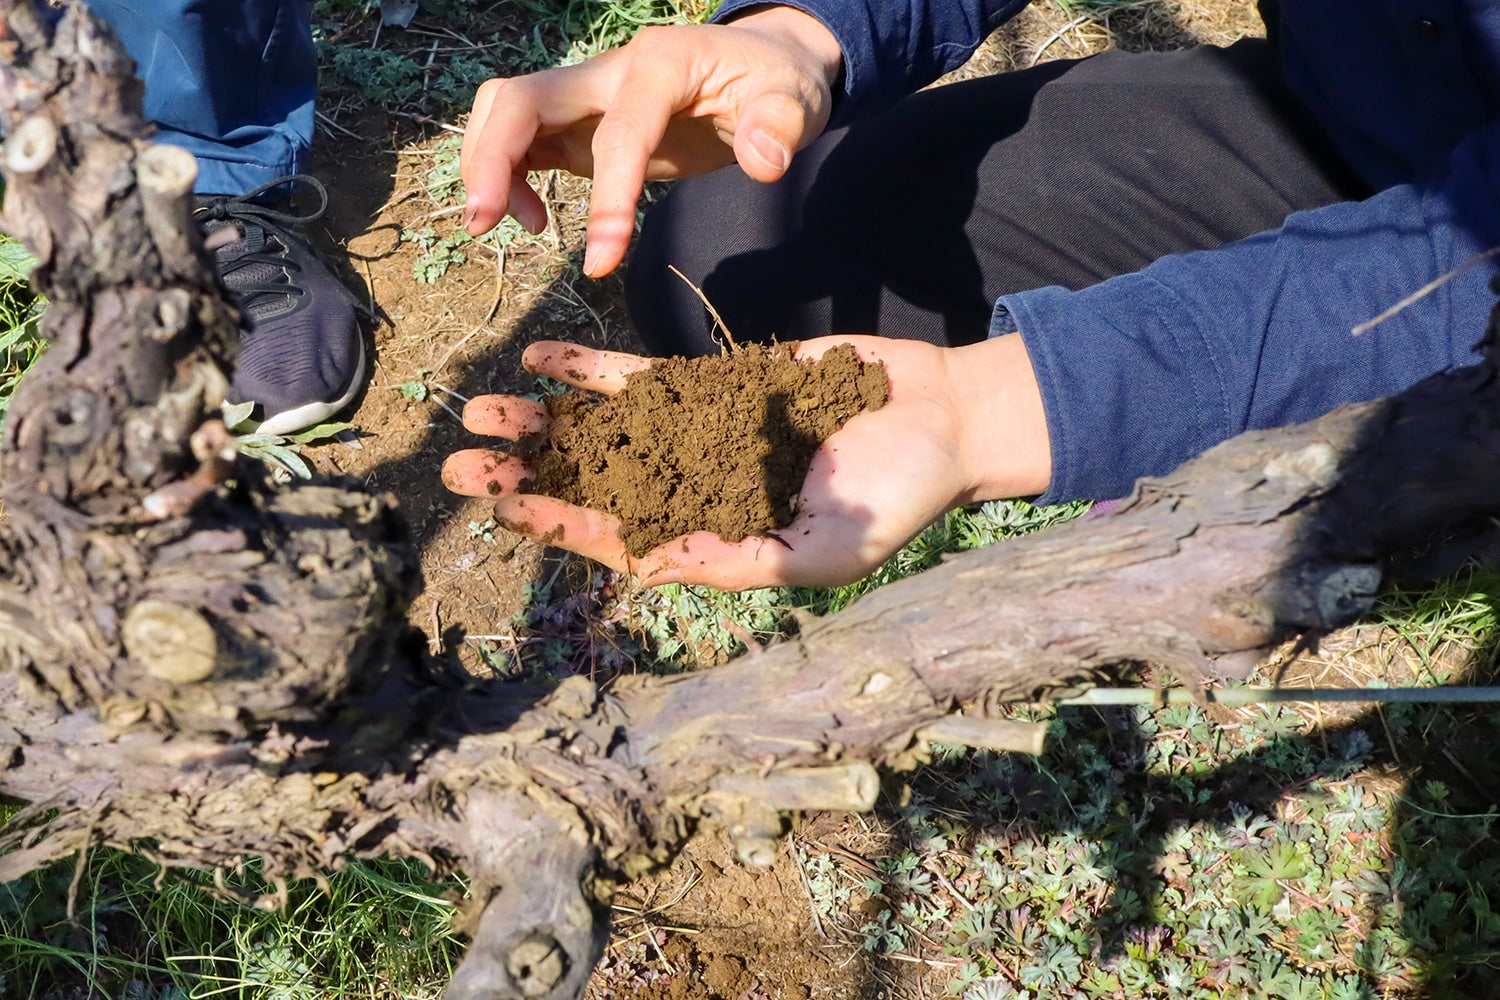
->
[[519, 343, 890, 556]]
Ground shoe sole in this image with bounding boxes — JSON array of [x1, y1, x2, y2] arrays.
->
[[247, 335, 369, 438]]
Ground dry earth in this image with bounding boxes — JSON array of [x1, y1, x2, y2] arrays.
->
[[241, 2, 1470, 997]]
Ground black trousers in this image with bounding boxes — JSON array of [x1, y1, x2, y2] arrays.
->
[[625, 39, 1369, 356]]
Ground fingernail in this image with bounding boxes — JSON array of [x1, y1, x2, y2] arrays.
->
[[492, 510, 533, 536], [582, 243, 600, 277], [748, 129, 789, 172], [519, 203, 547, 234], [461, 203, 477, 231]]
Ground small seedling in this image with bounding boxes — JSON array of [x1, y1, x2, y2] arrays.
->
[[0, 236, 43, 425], [400, 226, 472, 284], [225, 399, 355, 481]]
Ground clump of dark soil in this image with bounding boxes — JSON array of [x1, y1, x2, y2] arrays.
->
[[519, 343, 890, 557]]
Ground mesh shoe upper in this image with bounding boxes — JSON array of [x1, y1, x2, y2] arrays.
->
[[195, 175, 366, 436]]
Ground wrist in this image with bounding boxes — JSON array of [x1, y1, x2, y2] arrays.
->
[[944, 333, 1052, 501], [726, 5, 844, 94]]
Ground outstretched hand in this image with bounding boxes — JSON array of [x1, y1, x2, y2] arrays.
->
[[441, 336, 1052, 591], [459, 6, 843, 278]]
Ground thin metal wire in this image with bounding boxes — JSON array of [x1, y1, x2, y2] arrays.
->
[[1055, 686, 1500, 707]]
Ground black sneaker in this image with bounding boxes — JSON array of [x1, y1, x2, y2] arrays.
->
[[195, 175, 366, 436]]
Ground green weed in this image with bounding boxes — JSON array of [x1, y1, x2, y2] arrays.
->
[[780, 692, 1500, 999], [0, 235, 44, 426], [470, 561, 643, 680], [401, 225, 473, 284], [1375, 564, 1500, 675], [0, 826, 464, 999], [627, 580, 793, 664], [224, 400, 356, 481]]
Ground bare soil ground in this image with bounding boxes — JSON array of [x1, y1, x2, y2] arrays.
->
[[283, 3, 1477, 997]]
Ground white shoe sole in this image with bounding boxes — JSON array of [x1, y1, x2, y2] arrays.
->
[[236, 336, 368, 438]]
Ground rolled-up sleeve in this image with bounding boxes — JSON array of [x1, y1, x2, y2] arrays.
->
[[1003, 122, 1500, 504]]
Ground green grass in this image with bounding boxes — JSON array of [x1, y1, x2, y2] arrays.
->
[[0, 235, 44, 427], [807, 689, 1500, 1000], [0, 832, 464, 1000], [1375, 565, 1500, 679]]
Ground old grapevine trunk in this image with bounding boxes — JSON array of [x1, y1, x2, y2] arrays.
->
[[2, 4, 1499, 999]]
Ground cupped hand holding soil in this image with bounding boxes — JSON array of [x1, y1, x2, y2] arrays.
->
[[442, 335, 1045, 590]]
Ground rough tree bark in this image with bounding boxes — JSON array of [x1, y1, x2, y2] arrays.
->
[[1, 4, 1498, 999]]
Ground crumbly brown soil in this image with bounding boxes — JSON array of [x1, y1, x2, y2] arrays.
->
[[519, 343, 889, 556]]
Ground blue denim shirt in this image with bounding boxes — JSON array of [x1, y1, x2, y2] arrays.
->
[[713, 0, 1500, 502]]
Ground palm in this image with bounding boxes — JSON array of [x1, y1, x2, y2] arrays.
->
[[442, 337, 974, 590], [713, 337, 970, 587]]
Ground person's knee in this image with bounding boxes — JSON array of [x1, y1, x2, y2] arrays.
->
[[626, 188, 725, 358], [626, 132, 855, 354]]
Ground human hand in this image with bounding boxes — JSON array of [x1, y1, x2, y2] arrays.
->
[[459, 6, 843, 278], [440, 336, 1051, 590]]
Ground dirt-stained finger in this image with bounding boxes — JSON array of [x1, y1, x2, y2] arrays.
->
[[634, 531, 790, 589], [461, 395, 551, 438], [492, 495, 635, 575], [441, 449, 534, 498], [635, 520, 879, 591], [643, 528, 862, 590], [522, 341, 652, 394]]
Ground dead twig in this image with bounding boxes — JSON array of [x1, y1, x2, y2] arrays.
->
[[791, 838, 830, 941], [487, 241, 506, 323], [1353, 244, 1500, 334], [668, 264, 737, 353]]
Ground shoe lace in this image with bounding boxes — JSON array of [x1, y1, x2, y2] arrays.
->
[[193, 174, 331, 318]]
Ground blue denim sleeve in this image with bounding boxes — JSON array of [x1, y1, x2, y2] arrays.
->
[[709, 0, 1029, 124], [1003, 122, 1500, 505], [83, 0, 315, 194]]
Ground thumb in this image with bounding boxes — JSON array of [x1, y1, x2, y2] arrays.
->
[[731, 88, 811, 183]]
